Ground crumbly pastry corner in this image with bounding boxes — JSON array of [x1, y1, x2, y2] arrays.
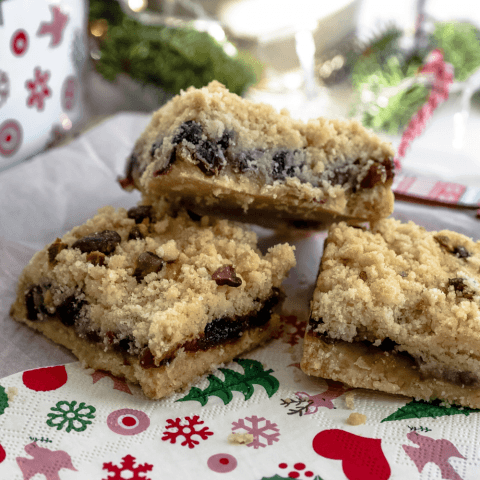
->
[[303, 218, 480, 408]]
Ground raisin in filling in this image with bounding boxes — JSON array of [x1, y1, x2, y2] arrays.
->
[[140, 289, 281, 368]]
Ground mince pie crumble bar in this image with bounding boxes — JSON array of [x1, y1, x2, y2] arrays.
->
[[301, 219, 480, 408], [120, 81, 395, 228], [10, 206, 295, 399]]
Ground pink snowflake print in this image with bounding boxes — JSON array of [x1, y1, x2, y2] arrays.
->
[[10, 29, 29, 56], [232, 415, 280, 449], [102, 454, 152, 480], [162, 415, 213, 449], [37, 5, 69, 48], [296, 379, 350, 413], [16, 442, 77, 480], [25, 67, 51, 111], [403, 431, 465, 480]]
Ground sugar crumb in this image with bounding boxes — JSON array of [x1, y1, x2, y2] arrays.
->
[[7, 386, 18, 402], [346, 412, 366, 426], [345, 391, 355, 409]]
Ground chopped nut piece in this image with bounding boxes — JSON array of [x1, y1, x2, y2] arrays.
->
[[48, 238, 67, 265], [228, 433, 254, 445], [127, 205, 154, 224], [346, 412, 366, 425], [345, 391, 356, 409], [134, 252, 164, 282], [72, 230, 121, 255], [6, 386, 18, 402], [86, 251, 106, 266], [212, 265, 242, 287]]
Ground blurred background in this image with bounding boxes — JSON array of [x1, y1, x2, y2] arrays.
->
[[2, 0, 480, 186]]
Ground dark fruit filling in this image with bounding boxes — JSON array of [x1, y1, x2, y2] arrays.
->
[[186, 209, 202, 222], [72, 230, 121, 255], [448, 278, 475, 300], [57, 294, 87, 327], [172, 120, 203, 145], [118, 153, 138, 189], [25, 285, 50, 321], [271, 150, 297, 180], [360, 158, 394, 189], [232, 150, 262, 173], [194, 140, 227, 176], [25, 281, 280, 370]]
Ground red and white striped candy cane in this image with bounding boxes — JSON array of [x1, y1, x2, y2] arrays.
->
[[395, 49, 454, 170]]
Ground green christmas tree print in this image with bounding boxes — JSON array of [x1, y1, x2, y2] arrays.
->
[[381, 398, 480, 423], [177, 359, 279, 406], [0, 385, 8, 415]]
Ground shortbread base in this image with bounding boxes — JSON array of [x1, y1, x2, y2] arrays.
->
[[12, 314, 280, 400], [301, 333, 480, 409]]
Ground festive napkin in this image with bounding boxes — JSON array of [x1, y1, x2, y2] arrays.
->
[[0, 113, 479, 480]]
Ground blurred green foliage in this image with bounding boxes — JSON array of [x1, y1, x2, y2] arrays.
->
[[351, 21, 480, 133], [89, 0, 258, 96]]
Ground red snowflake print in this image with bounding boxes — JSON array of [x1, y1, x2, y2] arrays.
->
[[25, 67, 51, 111], [11, 29, 29, 56], [103, 454, 152, 480], [162, 415, 213, 449], [232, 415, 280, 449]]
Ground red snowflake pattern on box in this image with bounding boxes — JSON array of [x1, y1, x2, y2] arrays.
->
[[232, 415, 280, 449], [162, 415, 213, 448], [25, 67, 51, 111], [102, 454, 152, 480]]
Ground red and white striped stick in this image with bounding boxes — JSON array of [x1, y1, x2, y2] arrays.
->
[[395, 49, 454, 170]]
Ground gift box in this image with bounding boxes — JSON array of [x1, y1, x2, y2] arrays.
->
[[0, 0, 87, 171]]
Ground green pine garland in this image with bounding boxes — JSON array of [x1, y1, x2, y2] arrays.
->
[[90, 0, 258, 96], [351, 21, 480, 133]]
